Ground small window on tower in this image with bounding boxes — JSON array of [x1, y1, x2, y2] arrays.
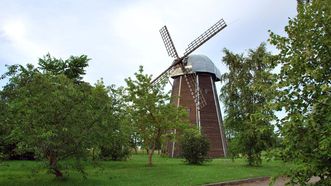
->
[[187, 108, 191, 117]]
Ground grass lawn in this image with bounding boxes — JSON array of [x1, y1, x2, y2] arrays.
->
[[0, 154, 288, 186]]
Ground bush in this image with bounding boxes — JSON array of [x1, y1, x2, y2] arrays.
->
[[181, 128, 210, 165], [100, 138, 130, 161], [101, 145, 130, 161]]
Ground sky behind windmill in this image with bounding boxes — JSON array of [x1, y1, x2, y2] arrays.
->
[[0, 0, 297, 88]]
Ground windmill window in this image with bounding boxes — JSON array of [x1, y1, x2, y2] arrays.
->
[[187, 108, 191, 117]]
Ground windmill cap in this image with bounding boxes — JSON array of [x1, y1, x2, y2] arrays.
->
[[171, 54, 221, 81]]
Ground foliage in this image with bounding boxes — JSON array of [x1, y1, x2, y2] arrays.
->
[[220, 43, 276, 166], [38, 53, 89, 83], [0, 64, 39, 160], [0, 55, 129, 178], [269, 0, 331, 184], [124, 66, 188, 166], [181, 128, 210, 165], [0, 95, 8, 160], [7, 72, 93, 178], [100, 142, 130, 161], [88, 82, 132, 161]]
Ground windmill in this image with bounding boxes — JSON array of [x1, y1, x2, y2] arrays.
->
[[152, 19, 227, 158]]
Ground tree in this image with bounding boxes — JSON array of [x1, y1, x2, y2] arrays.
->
[[1, 54, 128, 178], [7, 72, 94, 177], [1, 55, 91, 163], [269, 0, 331, 184], [124, 66, 188, 166], [181, 128, 210, 165], [220, 43, 276, 166]]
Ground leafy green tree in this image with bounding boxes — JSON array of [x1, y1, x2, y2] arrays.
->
[[220, 43, 276, 166], [7, 72, 94, 177], [181, 128, 210, 165], [1, 54, 129, 178], [269, 0, 331, 184], [124, 66, 188, 166]]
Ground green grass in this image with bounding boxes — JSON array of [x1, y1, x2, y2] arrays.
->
[[0, 154, 288, 186]]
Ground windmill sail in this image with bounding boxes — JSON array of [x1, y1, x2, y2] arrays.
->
[[183, 19, 227, 58], [159, 26, 179, 59]]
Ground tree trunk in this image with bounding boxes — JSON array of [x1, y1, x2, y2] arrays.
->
[[48, 152, 63, 178], [147, 150, 153, 166], [92, 148, 96, 160], [147, 142, 156, 166]]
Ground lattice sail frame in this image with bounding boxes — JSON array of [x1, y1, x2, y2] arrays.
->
[[159, 26, 179, 59], [183, 19, 226, 58]]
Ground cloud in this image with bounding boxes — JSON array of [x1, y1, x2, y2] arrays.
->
[[0, 0, 297, 88], [0, 18, 46, 64], [3, 20, 26, 41], [111, 2, 166, 69]]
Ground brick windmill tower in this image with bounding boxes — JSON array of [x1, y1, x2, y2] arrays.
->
[[152, 19, 227, 158]]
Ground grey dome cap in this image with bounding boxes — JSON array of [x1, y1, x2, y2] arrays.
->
[[171, 54, 221, 81]]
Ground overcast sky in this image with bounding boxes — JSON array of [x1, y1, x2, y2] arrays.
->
[[0, 0, 297, 88]]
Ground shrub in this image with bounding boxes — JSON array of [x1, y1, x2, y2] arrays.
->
[[100, 138, 130, 161], [100, 145, 130, 161], [181, 128, 210, 165]]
